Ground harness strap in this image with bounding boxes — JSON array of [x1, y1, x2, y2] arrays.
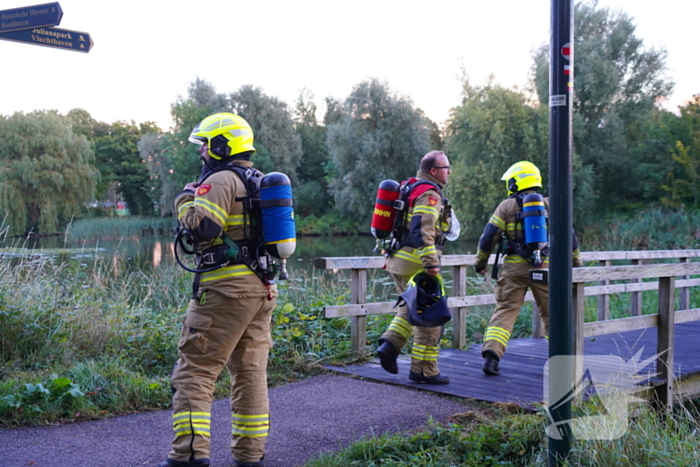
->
[[516, 210, 547, 219], [191, 272, 202, 300], [389, 179, 443, 254], [259, 199, 293, 208]]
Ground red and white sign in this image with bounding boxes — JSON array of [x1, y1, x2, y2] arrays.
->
[[564, 65, 571, 75], [562, 43, 571, 60]]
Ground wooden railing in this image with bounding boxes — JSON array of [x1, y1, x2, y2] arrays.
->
[[314, 250, 700, 357], [571, 261, 700, 408]]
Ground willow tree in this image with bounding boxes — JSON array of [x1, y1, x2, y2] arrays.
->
[[0, 111, 99, 235], [326, 78, 433, 222]]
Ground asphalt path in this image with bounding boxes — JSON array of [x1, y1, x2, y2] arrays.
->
[[0, 374, 472, 467]]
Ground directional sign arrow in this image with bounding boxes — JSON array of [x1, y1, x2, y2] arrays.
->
[[0, 26, 93, 53], [0, 2, 62, 34]]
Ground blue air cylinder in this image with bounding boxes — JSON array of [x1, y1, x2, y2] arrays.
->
[[260, 172, 296, 260], [522, 192, 547, 249]]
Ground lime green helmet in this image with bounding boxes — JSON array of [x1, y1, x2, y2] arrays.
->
[[501, 161, 542, 195], [188, 112, 255, 160]]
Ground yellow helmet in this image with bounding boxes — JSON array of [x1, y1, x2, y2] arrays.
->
[[501, 161, 542, 195], [188, 112, 255, 160]]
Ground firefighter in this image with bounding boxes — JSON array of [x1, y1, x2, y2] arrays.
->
[[474, 161, 583, 376], [377, 150, 453, 384], [158, 113, 274, 467]]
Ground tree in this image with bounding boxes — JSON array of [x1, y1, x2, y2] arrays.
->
[[142, 79, 220, 216], [148, 79, 303, 216], [139, 133, 178, 217], [325, 78, 433, 222], [0, 111, 99, 235], [66, 108, 110, 141], [228, 85, 302, 182], [293, 90, 332, 217], [168, 78, 221, 188], [624, 108, 684, 206], [94, 121, 161, 216], [444, 80, 550, 238], [661, 95, 700, 208], [532, 0, 673, 213]]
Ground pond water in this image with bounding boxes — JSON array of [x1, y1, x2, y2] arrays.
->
[[9, 234, 479, 272]]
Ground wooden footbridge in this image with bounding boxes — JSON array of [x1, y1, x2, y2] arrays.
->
[[315, 250, 700, 410]]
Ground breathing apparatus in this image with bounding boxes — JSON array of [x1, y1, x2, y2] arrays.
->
[[370, 178, 457, 255], [259, 172, 296, 280], [502, 161, 548, 267], [174, 112, 296, 284], [518, 192, 547, 266]]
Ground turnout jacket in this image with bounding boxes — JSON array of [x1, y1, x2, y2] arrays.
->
[[386, 170, 451, 277], [175, 160, 278, 299], [473, 189, 582, 271]]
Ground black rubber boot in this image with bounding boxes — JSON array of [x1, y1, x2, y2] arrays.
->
[[377, 338, 399, 374], [408, 371, 450, 385], [158, 458, 210, 467], [482, 351, 501, 376]]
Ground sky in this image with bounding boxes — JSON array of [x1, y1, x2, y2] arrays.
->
[[0, 0, 697, 132]]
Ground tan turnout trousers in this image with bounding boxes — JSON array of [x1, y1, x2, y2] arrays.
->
[[169, 289, 275, 464], [381, 272, 443, 377], [482, 260, 548, 359]]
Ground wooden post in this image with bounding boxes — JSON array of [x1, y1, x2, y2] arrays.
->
[[655, 276, 675, 411], [532, 302, 545, 338], [572, 282, 586, 386], [630, 259, 642, 316], [597, 259, 611, 321], [350, 268, 368, 357], [451, 265, 468, 349], [679, 257, 690, 311]]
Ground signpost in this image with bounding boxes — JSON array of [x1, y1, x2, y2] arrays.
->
[[0, 2, 62, 33], [547, 0, 574, 465], [0, 2, 93, 53], [0, 26, 93, 53]]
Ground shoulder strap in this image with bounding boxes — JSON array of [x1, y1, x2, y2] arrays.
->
[[406, 180, 442, 207], [200, 164, 262, 188]]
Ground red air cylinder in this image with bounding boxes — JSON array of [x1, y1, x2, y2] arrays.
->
[[371, 179, 400, 239]]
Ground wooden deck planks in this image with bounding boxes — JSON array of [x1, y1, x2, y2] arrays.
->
[[324, 321, 700, 408]]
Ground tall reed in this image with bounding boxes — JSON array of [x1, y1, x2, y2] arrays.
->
[[582, 207, 700, 251], [66, 217, 176, 241]]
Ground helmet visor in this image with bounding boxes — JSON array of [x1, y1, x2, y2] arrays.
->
[[188, 135, 207, 145]]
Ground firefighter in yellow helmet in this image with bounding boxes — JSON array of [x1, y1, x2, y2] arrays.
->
[[474, 161, 582, 376], [158, 113, 274, 467], [376, 150, 454, 384]]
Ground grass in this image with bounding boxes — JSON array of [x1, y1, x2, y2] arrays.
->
[[303, 403, 543, 467], [0, 240, 368, 426], [303, 402, 700, 467], [563, 402, 700, 466], [2, 234, 458, 426]]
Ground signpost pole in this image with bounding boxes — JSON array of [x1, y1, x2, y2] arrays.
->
[[548, 0, 574, 465]]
